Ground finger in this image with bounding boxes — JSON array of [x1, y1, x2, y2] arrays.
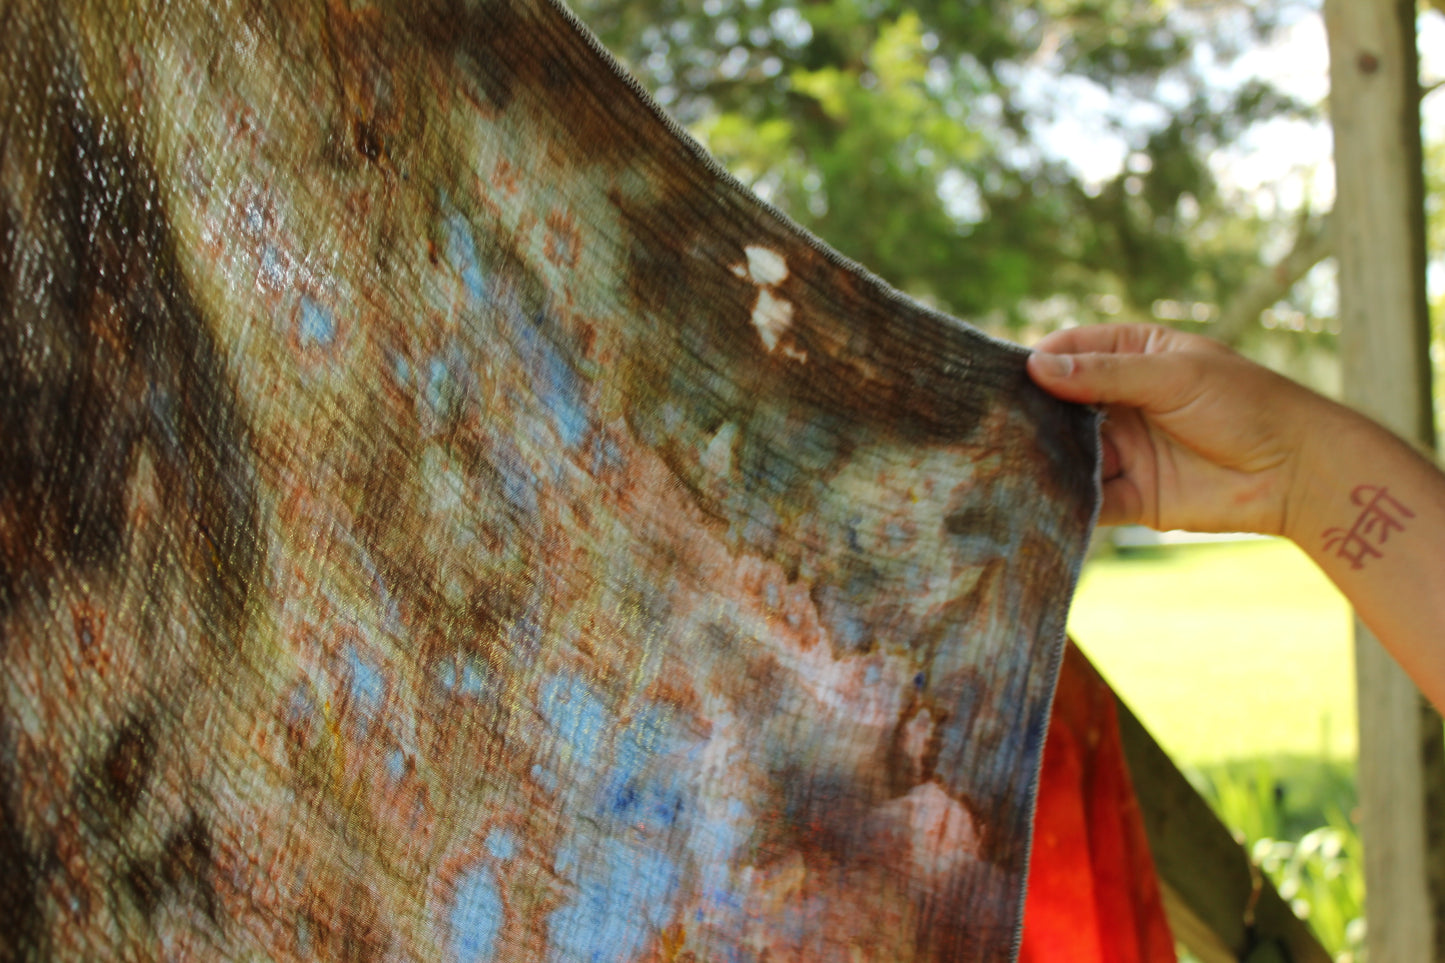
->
[[1027, 348, 1199, 412], [1100, 433, 1122, 482], [1096, 415, 1145, 523], [1031, 323, 1169, 357], [1097, 475, 1144, 527], [1033, 322, 1230, 360]]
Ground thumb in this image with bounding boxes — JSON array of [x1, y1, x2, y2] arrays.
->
[[1027, 349, 1195, 412]]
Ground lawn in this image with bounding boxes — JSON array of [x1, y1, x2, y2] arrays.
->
[[1067, 537, 1356, 766], [1067, 538, 1365, 960]]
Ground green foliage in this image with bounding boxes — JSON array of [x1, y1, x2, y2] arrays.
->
[[576, 0, 1317, 330], [1190, 758, 1366, 962]]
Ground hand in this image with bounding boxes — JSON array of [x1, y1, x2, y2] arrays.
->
[[1025, 323, 1340, 537], [1031, 322, 1445, 710]]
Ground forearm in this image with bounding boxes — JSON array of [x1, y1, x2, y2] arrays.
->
[[1286, 402, 1445, 710]]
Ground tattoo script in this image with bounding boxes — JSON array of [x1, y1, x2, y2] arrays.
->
[[1322, 484, 1415, 570]]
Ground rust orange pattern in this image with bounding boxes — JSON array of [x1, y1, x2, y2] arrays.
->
[[0, 0, 1099, 959]]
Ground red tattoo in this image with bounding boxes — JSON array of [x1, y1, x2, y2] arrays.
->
[[1322, 484, 1415, 570]]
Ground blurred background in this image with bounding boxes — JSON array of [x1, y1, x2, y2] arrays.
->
[[568, 1, 1445, 956]]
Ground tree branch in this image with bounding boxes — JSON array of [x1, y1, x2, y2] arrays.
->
[[1214, 210, 1335, 345]]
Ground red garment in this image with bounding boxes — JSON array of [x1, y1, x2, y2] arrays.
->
[[1020, 643, 1177, 963]]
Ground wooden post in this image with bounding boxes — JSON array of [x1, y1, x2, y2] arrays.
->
[[1324, 2, 1445, 960], [1112, 688, 1331, 963]]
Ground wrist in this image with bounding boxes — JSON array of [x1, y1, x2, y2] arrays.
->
[[1282, 400, 1423, 560], [1280, 398, 1373, 549]]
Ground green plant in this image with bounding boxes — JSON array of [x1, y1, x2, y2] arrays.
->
[[1188, 757, 1365, 962]]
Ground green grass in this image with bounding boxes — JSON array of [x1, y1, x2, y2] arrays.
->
[[1068, 537, 1356, 765], [1068, 538, 1366, 960]]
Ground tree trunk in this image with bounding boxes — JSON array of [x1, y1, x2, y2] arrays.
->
[[1325, 2, 1445, 960]]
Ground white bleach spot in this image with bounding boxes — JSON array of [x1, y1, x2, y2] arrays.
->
[[701, 422, 738, 476], [751, 289, 794, 352], [730, 244, 802, 358], [877, 782, 980, 879], [900, 708, 934, 770], [744, 245, 788, 285]]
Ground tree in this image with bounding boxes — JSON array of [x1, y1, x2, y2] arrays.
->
[[576, 0, 1321, 337], [1327, 2, 1445, 959]]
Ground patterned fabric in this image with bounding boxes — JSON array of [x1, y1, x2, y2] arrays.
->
[[0, 0, 1098, 959]]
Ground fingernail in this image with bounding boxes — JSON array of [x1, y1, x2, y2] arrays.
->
[[1030, 351, 1073, 378]]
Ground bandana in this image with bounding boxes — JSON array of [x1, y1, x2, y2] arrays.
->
[[0, 0, 1098, 958]]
